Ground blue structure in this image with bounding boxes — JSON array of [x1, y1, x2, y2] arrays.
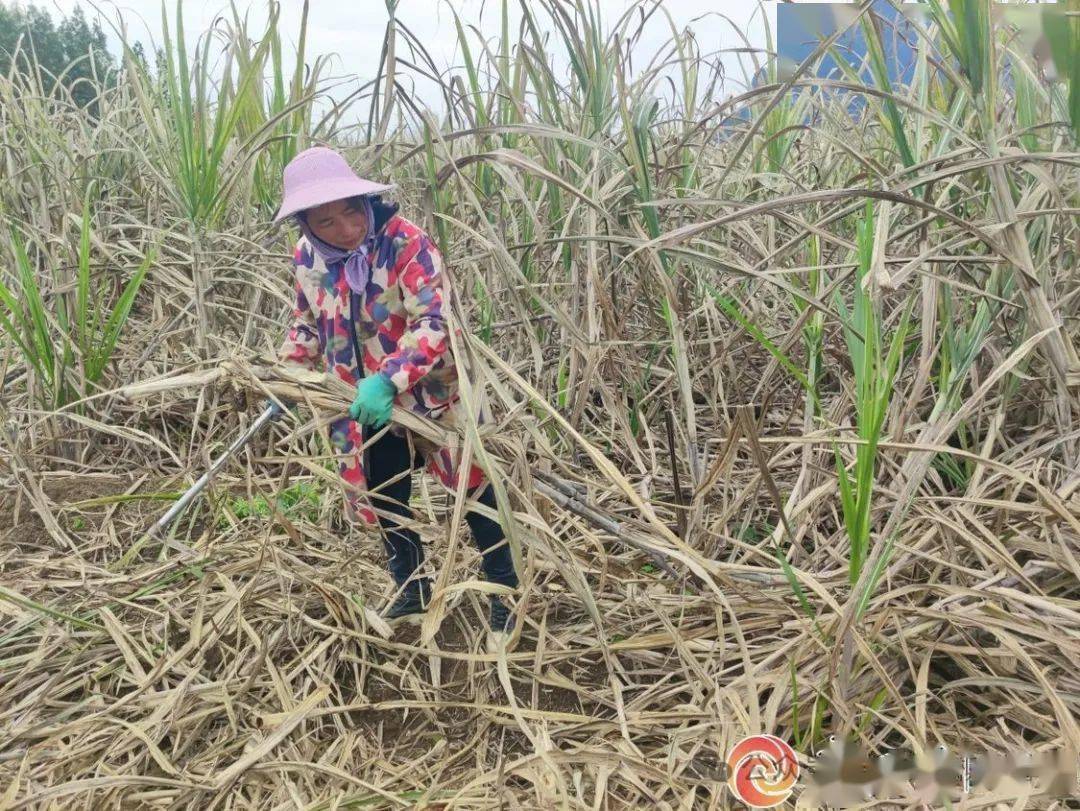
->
[[775, 1, 922, 87], [713, 2, 925, 143]]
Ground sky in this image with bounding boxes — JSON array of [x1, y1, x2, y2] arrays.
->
[[38, 0, 779, 115]]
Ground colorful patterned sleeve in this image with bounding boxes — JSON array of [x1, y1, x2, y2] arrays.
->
[[378, 231, 449, 392], [276, 244, 323, 372]]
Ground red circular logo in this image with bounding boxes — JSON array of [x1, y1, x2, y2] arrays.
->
[[726, 734, 800, 807]]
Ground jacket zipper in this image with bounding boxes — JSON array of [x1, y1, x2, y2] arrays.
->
[[346, 236, 377, 383], [347, 287, 364, 380], [346, 288, 369, 451]]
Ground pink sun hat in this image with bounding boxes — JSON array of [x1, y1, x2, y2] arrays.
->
[[273, 146, 395, 223]]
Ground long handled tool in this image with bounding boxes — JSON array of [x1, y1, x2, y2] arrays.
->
[[118, 404, 280, 566]]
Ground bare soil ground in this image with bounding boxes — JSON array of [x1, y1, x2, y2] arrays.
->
[[0, 473, 637, 807]]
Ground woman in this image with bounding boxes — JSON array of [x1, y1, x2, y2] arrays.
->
[[269, 146, 519, 642]]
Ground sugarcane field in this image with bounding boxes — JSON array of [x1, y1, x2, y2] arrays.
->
[[1, 0, 1079, 807]]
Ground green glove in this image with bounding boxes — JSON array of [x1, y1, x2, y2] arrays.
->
[[349, 373, 397, 427]]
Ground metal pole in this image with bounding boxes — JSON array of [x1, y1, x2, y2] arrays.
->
[[120, 404, 279, 565]]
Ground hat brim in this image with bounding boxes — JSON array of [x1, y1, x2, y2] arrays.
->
[[273, 178, 396, 223]]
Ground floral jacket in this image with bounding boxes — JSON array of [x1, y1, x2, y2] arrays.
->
[[277, 207, 485, 525]]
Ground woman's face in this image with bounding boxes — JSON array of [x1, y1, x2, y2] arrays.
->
[[305, 198, 368, 250]]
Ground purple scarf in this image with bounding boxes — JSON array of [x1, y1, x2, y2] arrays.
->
[[294, 196, 376, 295]]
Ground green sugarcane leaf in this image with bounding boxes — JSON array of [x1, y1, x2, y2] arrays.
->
[[0, 270, 37, 360], [860, 14, 916, 167], [927, 0, 963, 78], [773, 546, 818, 627], [854, 532, 897, 622], [834, 291, 864, 388], [833, 445, 858, 564], [1044, 2, 1080, 142], [77, 189, 95, 357], [0, 586, 102, 631], [91, 249, 154, 382], [879, 296, 916, 417], [11, 231, 55, 385], [710, 288, 816, 402], [1012, 55, 1041, 152], [0, 291, 42, 380]]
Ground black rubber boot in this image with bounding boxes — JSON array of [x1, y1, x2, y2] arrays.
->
[[489, 594, 515, 633], [382, 578, 432, 625]]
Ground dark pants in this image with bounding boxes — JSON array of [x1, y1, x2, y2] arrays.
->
[[362, 425, 519, 591]]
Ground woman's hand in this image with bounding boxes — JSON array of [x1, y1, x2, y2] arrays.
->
[[349, 373, 396, 427]]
